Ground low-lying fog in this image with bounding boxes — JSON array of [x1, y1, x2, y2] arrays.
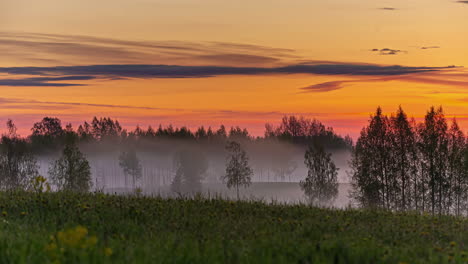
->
[[36, 139, 353, 208]]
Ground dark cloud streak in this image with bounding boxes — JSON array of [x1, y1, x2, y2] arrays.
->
[[421, 46, 440, 50], [0, 63, 454, 86], [0, 64, 449, 85], [300, 81, 346, 93], [371, 48, 406, 55], [0, 76, 95, 87], [0, 97, 170, 110]]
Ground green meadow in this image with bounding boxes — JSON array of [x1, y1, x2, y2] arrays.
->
[[0, 191, 466, 264]]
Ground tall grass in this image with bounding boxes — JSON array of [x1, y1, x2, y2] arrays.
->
[[0, 191, 466, 263]]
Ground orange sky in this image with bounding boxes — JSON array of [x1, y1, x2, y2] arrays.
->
[[0, 0, 467, 138]]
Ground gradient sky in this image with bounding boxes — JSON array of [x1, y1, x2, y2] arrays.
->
[[1, 0, 468, 137]]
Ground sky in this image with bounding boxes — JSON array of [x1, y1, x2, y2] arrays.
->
[[1, 0, 468, 138]]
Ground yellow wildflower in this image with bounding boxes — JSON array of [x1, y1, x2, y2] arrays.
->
[[104, 247, 113, 256]]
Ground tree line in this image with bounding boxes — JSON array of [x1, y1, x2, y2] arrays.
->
[[0, 115, 349, 195], [351, 106, 468, 216], [0, 107, 464, 216], [25, 116, 351, 154], [0, 120, 91, 192]]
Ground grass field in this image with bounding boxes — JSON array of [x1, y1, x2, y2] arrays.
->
[[110, 182, 354, 208], [0, 191, 466, 264]]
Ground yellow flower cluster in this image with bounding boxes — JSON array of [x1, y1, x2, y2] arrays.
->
[[56, 226, 97, 249], [45, 225, 112, 262], [31, 176, 51, 193], [104, 247, 113, 256]]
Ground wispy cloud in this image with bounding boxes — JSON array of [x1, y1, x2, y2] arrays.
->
[[378, 7, 398, 11], [0, 76, 95, 86], [0, 97, 339, 120], [370, 48, 406, 55], [0, 31, 463, 94], [300, 81, 347, 93], [0, 32, 297, 67], [456, 1, 468, 4], [0, 97, 173, 111], [299, 69, 468, 93], [397, 75, 468, 88], [420, 46, 440, 50]]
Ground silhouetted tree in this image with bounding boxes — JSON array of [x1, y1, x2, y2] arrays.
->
[[91, 117, 122, 141], [300, 142, 338, 206], [31, 117, 64, 138], [49, 142, 92, 192], [389, 106, 418, 210], [351, 105, 468, 215], [215, 125, 228, 140], [463, 143, 468, 215], [64, 123, 79, 145], [173, 126, 194, 140], [447, 118, 467, 215], [229, 126, 250, 141], [417, 106, 448, 215], [195, 126, 208, 140], [351, 107, 393, 209], [171, 147, 208, 194], [77, 121, 93, 142], [30, 117, 64, 151], [119, 147, 142, 189], [222, 141, 253, 199], [0, 120, 39, 189], [265, 115, 352, 149], [270, 143, 297, 181], [145, 126, 156, 138]]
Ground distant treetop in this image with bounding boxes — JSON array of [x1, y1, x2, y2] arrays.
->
[[9, 115, 352, 153]]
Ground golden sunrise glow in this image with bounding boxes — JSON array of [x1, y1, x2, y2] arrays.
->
[[0, 0, 467, 137]]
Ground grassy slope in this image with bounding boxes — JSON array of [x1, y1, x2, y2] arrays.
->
[[0, 191, 466, 263]]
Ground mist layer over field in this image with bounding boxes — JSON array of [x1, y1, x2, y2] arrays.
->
[[35, 139, 352, 207]]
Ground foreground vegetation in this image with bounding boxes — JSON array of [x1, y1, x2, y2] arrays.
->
[[0, 191, 466, 263]]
